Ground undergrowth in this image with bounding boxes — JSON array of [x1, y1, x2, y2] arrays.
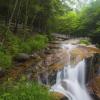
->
[[0, 81, 57, 100], [0, 26, 48, 69]]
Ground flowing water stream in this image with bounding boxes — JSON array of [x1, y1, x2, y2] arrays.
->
[[50, 44, 92, 100]]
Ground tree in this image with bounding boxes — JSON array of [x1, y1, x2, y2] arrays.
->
[[74, 0, 100, 42], [55, 11, 79, 37]]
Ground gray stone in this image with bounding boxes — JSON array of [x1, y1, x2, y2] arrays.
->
[[13, 53, 30, 63]]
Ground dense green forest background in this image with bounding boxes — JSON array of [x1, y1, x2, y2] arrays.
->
[[0, 0, 100, 37]]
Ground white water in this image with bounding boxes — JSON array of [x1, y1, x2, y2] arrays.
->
[[50, 44, 92, 100]]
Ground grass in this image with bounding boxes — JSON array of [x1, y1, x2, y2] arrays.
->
[[0, 81, 57, 100], [0, 51, 12, 69], [21, 34, 48, 52]]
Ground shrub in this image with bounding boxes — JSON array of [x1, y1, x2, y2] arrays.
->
[[0, 45, 6, 52], [0, 51, 12, 69], [20, 42, 32, 53], [0, 27, 49, 69], [7, 35, 21, 55], [79, 39, 91, 45], [0, 29, 21, 55], [27, 35, 48, 51], [19, 35, 48, 53], [0, 81, 56, 100]]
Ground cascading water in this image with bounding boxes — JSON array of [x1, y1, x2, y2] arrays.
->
[[50, 44, 92, 100]]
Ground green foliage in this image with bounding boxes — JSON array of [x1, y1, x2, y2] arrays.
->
[[53, 0, 100, 44], [7, 34, 21, 55], [57, 11, 79, 34], [0, 81, 56, 100], [20, 35, 48, 53], [79, 39, 91, 45], [76, 0, 100, 43], [28, 35, 48, 51], [0, 29, 48, 69], [0, 51, 12, 69]]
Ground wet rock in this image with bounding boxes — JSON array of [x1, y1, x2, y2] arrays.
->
[[60, 97, 68, 100], [90, 93, 100, 100], [48, 71, 57, 85], [51, 33, 68, 41], [13, 53, 30, 63], [88, 76, 100, 100], [51, 92, 66, 100], [0, 67, 5, 78], [30, 53, 38, 58], [85, 56, 94, 83], [49, 41, 62, 44], [44, 49, 55, 54], [38, 72, 49, 85], [85, 54, 100, 83], [48, 44, 61, 49]]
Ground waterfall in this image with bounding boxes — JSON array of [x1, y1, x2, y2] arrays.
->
[[50, 44, 92, 100]]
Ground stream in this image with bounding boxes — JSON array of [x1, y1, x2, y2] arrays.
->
[[50, 44, 93, 100]]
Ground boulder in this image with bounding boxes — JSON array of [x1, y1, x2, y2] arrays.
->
[[13, 53, 30, 63]]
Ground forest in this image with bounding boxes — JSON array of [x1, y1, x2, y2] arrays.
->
[[0, 0, 100, 100]]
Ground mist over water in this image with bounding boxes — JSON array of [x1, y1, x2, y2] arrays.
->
[[50, 44, 92, 100]]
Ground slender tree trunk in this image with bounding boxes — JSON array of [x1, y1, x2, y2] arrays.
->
[[31, 15, 37, 31], [23, 0, 29, 40], [24, 0, 29, 29], [8, 0, 19, 28], [14, 0, 22, 33]]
